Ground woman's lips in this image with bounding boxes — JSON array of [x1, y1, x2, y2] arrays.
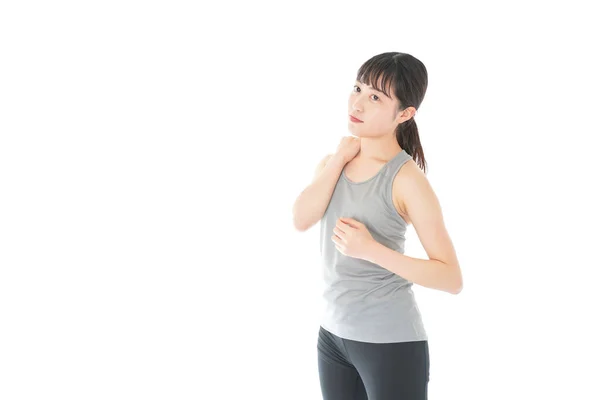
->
[[349, 115, 363, 123]]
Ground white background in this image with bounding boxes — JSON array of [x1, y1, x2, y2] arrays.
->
[[1, 1, 599, 399]]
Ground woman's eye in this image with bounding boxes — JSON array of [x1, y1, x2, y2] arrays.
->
[[353, 85, 378, 101]]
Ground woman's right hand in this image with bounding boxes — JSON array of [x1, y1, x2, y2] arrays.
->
[[335, 136, 361, 164]]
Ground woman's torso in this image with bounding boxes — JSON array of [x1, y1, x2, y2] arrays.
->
[[342, 152, 414, 225], [318, 148, 427, 343]]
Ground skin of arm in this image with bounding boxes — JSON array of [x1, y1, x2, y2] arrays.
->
[[363, 161, 463, 294]]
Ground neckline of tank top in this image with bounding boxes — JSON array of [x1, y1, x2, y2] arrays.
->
[[342, 149, 409, 185]]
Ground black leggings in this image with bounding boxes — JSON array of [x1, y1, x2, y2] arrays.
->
[[317, 326, 429, 400]]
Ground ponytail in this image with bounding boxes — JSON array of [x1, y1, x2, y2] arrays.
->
[[395, 116, 427, 174]]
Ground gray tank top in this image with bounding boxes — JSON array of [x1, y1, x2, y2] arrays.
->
[[319, 149, 428, 343]]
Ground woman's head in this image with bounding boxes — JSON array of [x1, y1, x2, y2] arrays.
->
[[348, 52, 428, 173]]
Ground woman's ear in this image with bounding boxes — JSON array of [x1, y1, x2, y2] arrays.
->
[[395, 106, 416, 124]]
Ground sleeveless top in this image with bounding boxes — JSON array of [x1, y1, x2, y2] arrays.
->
[[319, 149, 428, 343]]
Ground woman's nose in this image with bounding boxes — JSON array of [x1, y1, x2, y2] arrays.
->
[[351, 100, 363, 112]]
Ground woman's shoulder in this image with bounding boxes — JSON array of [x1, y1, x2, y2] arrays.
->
[[391, 158, 429, 225]]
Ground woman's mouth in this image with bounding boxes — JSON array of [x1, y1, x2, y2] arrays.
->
[[349, 115, 363, 123]]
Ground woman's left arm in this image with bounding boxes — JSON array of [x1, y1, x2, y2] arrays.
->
[[364, 166, 463, 294]]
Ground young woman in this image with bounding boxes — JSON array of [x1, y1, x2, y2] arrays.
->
[[292, 52, 463, 399]]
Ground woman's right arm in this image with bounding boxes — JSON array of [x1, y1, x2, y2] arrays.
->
[[292, 153, 347, 232]]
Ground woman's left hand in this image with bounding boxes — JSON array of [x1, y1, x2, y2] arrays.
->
[[331, 217, 377, 259]]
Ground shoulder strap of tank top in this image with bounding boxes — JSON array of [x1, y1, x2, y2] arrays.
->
[[381, 149, 412, 180]]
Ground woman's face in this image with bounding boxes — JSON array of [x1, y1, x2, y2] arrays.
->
[[347, 79, 411, 138]]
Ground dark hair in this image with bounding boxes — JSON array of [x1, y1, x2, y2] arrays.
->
[[355, 52, 429, 173]]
